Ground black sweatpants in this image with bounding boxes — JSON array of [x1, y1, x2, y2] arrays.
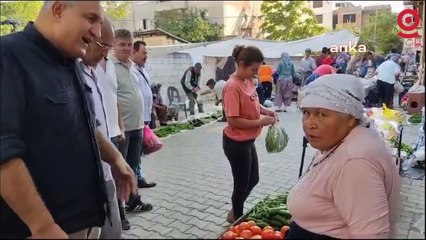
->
[[377, 80, 395, 109], [223, 133, 259, 219], [261, 82, 273, 99]]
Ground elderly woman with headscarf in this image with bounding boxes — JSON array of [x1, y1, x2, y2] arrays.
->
[[274, 52, 296, 112], [286, 74, 401, 239]]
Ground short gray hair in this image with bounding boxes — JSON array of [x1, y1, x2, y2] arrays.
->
[[114, 29, 132, 39]]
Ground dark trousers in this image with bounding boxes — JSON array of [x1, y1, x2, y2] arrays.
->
[[118, 129, 143, 208], [118, 129, 143, 175], [285, 221, 338, 240], [222, 133, 259, 219], [261, 82, 273, 99], [377, 80, 395, 109], [111, 135, 126, 221]]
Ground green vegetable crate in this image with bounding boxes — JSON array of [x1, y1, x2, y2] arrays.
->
[[218, 192, 292, 238]]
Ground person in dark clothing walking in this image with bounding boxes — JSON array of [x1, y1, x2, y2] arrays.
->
[[181, 63, 204, 115], [222, 45, 278, 223]]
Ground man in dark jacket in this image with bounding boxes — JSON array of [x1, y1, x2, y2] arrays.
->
[[181, 63, 204, 115], [1, 1, 135, 239]]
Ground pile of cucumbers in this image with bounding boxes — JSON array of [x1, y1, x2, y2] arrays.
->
[[245, 193, 292, 230]]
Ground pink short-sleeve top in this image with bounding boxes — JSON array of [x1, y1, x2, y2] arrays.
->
[[287, 125, 402, 239]]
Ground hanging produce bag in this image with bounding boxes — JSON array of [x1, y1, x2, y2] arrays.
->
[[142, 125, 163, 155], [265, 125, 289, 153]]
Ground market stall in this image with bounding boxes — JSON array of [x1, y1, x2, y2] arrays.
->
[[219, 192, 292, 240], [364, 105, 406, 172]]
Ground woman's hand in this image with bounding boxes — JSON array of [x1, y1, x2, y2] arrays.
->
[[261, 108, 279, 122], [260, 115, 276, 126]]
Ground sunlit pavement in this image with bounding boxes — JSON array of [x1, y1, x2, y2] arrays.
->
[[122, 103, 425, 239]]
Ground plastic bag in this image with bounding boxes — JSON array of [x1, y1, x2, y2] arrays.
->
[[394, 81, 404, 93], [265, 125, 289, 153], [142, 125, 163, 155]]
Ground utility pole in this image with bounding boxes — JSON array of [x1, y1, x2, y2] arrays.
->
[[132, 1, 136, 32], [373, 8, 378, 52]]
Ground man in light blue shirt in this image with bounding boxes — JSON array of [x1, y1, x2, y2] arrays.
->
[[374, 56, 401, 109], [131, 40, 157, 189]]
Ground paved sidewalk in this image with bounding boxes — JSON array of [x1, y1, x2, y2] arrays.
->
[[122, 106, 425, 239]]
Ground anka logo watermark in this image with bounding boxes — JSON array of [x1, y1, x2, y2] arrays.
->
[[397, 9, 420, 38], [330, 41, 367, 53]]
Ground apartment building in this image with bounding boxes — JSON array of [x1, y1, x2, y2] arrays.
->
[[402, 0, 424, 85], [332, 2, 392, 31], [112, 1, 263, 39], [308, 1, 334, 30]]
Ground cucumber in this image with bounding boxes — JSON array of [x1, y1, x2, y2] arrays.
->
[[256, 221, 268, 228], [267, 219, 282, 228], [271, 215, 287, 225], [276, 210, 292, 219], [268, 207, 288, 215], [284, 219, 292, 226]]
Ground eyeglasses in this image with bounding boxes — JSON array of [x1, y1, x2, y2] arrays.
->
[[96, 41, 113, 50]]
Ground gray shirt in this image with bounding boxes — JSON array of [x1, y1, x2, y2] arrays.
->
[[300, 56, 317, 72], [110, 56, 144, 131]]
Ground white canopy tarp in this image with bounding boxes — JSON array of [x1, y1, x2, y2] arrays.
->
[[176, 30, 358, 60]]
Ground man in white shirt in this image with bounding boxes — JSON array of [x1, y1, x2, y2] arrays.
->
[[374, 56, 401, 109], [206, 78, 226, 122], [95, 48, 130, 231], [79, 18, 122, 238], [131, 40, 157, 189]]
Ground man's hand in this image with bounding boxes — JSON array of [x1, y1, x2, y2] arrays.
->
[[110, 158, 136, 202], [30, 223, 68, 239], [118, 131, 126, 144]]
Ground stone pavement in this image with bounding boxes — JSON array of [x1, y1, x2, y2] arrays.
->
[[122, 105, 425, 239]]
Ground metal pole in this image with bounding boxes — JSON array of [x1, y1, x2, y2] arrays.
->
[[373, 8, 377, 52], [298, 137, 309, 178], [132, 1, 136, 32]]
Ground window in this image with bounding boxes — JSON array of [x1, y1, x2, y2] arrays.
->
[[343, 14, 356, 23], [313, 1, 323, 8], [316, 14, 323, 24]]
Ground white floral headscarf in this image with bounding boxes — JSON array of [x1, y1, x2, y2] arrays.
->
[[299, 74, 365, 120]]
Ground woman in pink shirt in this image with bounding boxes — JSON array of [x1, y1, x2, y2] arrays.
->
[[222, 45, 278, 223], [287, 74, 401, 239]]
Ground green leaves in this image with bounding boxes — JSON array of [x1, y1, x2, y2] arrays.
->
[[260, 0, 327, 41], [358, 10, 402, 54], [101, 1, 130, 20], [0, 1, 43, 35], [0, 1, 129, 36], [153, 7, 223, 43]]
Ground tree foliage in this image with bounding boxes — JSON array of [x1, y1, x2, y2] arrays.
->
[[0, 1, 129, 36], [0, 1, 43, 35], [260, 0, 327, 41], [335, 24, 361, 36], [153, 7, 223, 43], [359, 10, 402, 54], [101, 1, 130, 20]]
